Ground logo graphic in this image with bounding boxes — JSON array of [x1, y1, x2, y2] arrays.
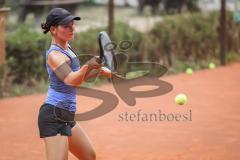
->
[[52, 40, 173, 121]]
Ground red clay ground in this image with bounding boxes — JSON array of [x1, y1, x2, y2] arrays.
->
[[0, 63, 240, 160]]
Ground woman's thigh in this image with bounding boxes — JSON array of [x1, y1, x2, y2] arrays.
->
[[68, 122, 96, 160], [44, 134, 69, 160]]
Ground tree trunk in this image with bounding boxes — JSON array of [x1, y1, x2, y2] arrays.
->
[[220, 0, 226, 65], [0, 8, 10, 64], [108, 0, 114, 40]]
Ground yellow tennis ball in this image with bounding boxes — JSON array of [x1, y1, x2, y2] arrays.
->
[[175, 94, 187, 105], [208, 62, 216, 69], [185, 68, 193, 75]]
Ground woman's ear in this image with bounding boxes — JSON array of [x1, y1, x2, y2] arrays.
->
[[50, 26, 57, 35]]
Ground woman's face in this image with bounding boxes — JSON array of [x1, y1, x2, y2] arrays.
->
[[51, 21, 75, 42]]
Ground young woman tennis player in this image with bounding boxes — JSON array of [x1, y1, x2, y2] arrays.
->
[[38, 8, 112, 160]]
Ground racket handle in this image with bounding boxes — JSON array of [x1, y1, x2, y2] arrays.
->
[[96, 58, 102, 64]]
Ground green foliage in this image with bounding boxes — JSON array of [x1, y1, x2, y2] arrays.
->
[[113, 22, 143, 61], [3, 14, 240, 98], [6, 25, 50, 84], [227, 52, 240, 63], [148, 13, 219, 63], [0, 61, 48, 98], [225, 12, 240, 54]]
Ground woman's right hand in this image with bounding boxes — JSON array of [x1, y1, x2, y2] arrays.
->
[[86, 56, 102, 70]]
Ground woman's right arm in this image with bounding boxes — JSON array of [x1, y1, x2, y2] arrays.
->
[[47, 50, 90, 87]]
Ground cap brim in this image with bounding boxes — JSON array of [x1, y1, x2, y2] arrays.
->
[[58, 15, 81, 25]]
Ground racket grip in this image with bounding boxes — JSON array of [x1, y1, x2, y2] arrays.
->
[[96, 57, 102, 64]]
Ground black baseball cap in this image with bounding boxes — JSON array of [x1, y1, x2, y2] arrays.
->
[[43, 8, 81, 33]]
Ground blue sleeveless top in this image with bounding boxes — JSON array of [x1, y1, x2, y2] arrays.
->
[[44, 44, 81, 112]]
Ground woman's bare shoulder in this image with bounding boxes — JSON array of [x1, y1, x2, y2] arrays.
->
[[47, 50, 70, 71]]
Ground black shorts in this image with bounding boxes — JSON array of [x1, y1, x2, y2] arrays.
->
[[38, 103, 76, 138]]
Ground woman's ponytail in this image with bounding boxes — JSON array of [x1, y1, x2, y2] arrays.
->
[[41, 22, 49, 34]]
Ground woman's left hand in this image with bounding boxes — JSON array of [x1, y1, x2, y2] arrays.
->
[[100, 67, 125, 80], [99, 67, 112, 78]]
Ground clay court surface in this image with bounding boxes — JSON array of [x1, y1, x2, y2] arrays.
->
[[0, 63, 239, 160]]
